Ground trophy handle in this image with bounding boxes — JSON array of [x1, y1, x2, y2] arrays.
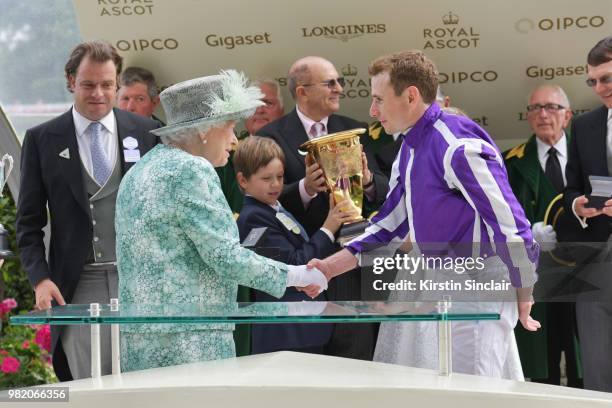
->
[[1, 154, 13, 181], [0, 154, 13, 197], [306, 151, 334, 195]]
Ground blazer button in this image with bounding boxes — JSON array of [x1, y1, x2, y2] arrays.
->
[[93, 237, 99, 242]]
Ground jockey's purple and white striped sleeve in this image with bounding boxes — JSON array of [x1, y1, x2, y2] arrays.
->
[[346, 103, 538, 288]]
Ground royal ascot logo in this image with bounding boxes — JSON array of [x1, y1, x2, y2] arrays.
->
[[515, 15, 605, 33], [339, 64, 370, 99], [438, 70, 498, 84], [423, 12, 480, 50], [342, 64, 358, 77], [116, 38, 178, 52], [301, 24, 386, 42], [98, 0, 154, 16], [525, 64, 588, 80], [204, 32, 272, 50]]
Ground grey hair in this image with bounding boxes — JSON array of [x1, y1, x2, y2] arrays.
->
[[287, 63, 311, 100], [119, 66, 160, 99], [527, 84, 571, 108], [252, 78, 284, 109], [159, 121, 224, 146]]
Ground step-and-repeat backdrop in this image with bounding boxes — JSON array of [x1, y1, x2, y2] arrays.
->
[[73, 0, 611, 148]]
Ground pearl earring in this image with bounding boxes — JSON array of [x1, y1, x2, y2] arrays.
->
[[202, 138, 208, 144]]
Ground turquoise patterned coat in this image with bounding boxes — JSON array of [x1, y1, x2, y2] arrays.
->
[[115, 144, 288, 371]]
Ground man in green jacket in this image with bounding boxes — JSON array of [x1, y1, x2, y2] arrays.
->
[[504, 84, 582, 386]]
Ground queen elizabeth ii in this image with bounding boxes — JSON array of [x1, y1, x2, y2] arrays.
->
[[115, 70, 327, 371]]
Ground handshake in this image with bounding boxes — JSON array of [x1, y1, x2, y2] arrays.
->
[[286, 264, 329, 298]]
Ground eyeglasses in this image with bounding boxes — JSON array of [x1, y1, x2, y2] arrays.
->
[[526, 103, 566, 113], [301, 77, 345, 89], [585, 74, 612, 87]]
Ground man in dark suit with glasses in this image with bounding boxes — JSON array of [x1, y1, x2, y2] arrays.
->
[[258, 56, 388, 360], [564, 35, 612, 392]]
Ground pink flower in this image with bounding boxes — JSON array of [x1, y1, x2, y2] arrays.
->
[[35, 325, 51, 352], [0, 356, 21, 374], [1, 298, 17, 310], [21, 340, 30, 349]]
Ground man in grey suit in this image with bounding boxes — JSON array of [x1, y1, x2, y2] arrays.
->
[[16, 40, 159, 380], [564, 35, 612, 392]]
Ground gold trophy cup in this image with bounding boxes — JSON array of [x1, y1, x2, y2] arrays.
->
[[299, 128, 369, 244]]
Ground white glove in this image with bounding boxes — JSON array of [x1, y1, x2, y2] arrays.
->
[[286, 265, 328, 292], [531, 221, 557, 252]]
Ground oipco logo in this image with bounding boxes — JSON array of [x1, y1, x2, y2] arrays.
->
[[423, 12, 481, 50], [438, 70, 498, 84], [116, 38, 178, 52], [99, 0, 154, 16], [515, 16, 605, 33]]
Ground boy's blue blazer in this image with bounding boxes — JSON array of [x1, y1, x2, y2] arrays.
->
[[238, 196, 335, 353]]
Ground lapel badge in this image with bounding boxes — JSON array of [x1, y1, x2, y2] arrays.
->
[[122, 136, 139, 150], [59, 148, 70, 159]]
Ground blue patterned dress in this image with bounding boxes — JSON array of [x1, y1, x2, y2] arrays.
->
[[116, 144, 288, 372]]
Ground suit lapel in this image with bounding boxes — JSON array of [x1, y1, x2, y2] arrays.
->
[[244, 197, 304, 246], [514, 136, 543, 200], [50, 110, 90, 217], [589, 106, 609, 175], [284, 109, 309, 172]]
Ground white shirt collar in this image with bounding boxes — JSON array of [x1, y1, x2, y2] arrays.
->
[[535, 132, 567, 163], [245, 194, 281, 211], [296, 105, 329, 138], [608, 108, 612, 122], [72, 106, 116, 138]]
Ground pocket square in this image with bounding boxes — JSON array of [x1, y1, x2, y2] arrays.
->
[[59, 148, 70, 159]]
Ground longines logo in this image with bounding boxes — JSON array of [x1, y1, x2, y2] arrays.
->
[[438, 70, 498, 84], [423, 12, 480, 50], [99, 0, 154, 16], [204, 32, 272, 50], [515, 16, 605, 33], [525, 64, 587, 80], [301, 24, 386, 42], [116, 38, 178, 52]]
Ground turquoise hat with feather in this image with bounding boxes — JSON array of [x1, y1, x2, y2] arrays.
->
[[151, 70, 264, 137]]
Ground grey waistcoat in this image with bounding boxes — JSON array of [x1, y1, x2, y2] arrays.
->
[[81, 151, 122, 264]]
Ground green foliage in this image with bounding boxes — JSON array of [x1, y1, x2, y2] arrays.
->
[[0, 189, 33, 311]]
